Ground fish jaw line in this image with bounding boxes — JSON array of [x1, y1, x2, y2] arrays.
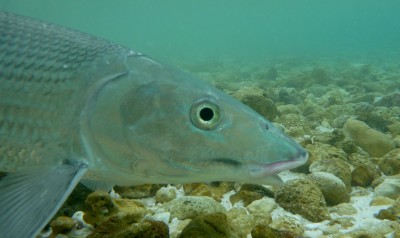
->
[[247, 150, 308, 177]]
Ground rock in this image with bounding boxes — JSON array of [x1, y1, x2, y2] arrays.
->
[[352, 165, 381, 187], [379, 148, 400, 175], [84, 191, 115, 226], [277, 104, 301, 115], [251, 224, 298, 238], [374, 178, 400, 199], [247, 197, 277, 212], [88, 217, 168, 238], [164, 196, 225, 220], [327, 217, 355, 229], [232, 87, 278, 121], [309, 157, 352, 192], [370, 196, 395, 206], [343, 119, 395, 157], [57, 183, 93, 217], [375, 209, 398, 221], [296, 142, 347, 173], [114, 184, 162, 199], [83, 191, 146, 227], [308, 172, 350, 205], [230, 184, 273, 206], [170, 219, 191, 238], [270, 216, 304, 236], [178, 212, 236, 238], [388, 121, 400, 136], [183, 182, 233, 202], [274, 179, 331, 222], [276, 88, 301, 105], [349, 153, 381, 187], [344, 219, 400, 238], [119, 220, 169, 238], [329, 203, 357, 215], [240, 184, 275, 197], [226, 207, 254, 238], [277, 113, 306, 137], [246, 197, 277, 226], [50, 216, 76, 235], [155, 186, 177, 203]]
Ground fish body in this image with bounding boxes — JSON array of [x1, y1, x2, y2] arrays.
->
[[0, 12, 307, 237]]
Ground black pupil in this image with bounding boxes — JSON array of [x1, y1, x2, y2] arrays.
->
[[199, 107, 214, 121]]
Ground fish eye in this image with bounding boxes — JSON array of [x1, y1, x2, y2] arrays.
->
[[190, 98, 221, 130]]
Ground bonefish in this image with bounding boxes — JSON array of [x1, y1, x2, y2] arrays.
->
[[0, 12, 307, 237]]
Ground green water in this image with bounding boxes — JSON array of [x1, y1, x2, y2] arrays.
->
[[1, 0, 400, 64]]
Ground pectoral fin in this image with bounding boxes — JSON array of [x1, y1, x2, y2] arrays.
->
[[0, 161, 88, 238]]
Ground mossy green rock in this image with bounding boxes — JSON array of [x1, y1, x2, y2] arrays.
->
[[275, 179, 331, 222], [344, 119, 395, 157]]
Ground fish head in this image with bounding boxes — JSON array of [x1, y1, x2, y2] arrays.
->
[[84, 55, 307, 185]]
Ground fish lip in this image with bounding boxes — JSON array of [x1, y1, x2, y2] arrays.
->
[[248, 149, 308, 177]]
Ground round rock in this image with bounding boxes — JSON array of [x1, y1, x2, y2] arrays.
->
[[308, 172, 350, 205]]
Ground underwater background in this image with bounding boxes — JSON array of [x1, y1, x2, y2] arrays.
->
[[2, 1, 400, 237], [2, 0, 400, 64]]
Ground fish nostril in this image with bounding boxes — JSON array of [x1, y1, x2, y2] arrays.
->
[[264, 123, 269, 130]]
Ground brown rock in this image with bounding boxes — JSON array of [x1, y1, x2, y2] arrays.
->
[[114, 184, 162, 199], [274, 179, 331, 222], [348, 153, 381, 187], [88, 216, 168, 238], [84, 191, 146, 227], [183, 182, 233, 202], [178, 213, 235, 238], [50, 216, 75, 236], [232, 87, 278, 121], [251, 224, 298, 238], [230, 189, 263, 207]]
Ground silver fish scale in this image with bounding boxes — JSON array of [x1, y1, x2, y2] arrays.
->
[[0, 12, 133, 170]]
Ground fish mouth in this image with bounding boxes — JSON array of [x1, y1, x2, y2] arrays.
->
[[248, 149, 308, 177]]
